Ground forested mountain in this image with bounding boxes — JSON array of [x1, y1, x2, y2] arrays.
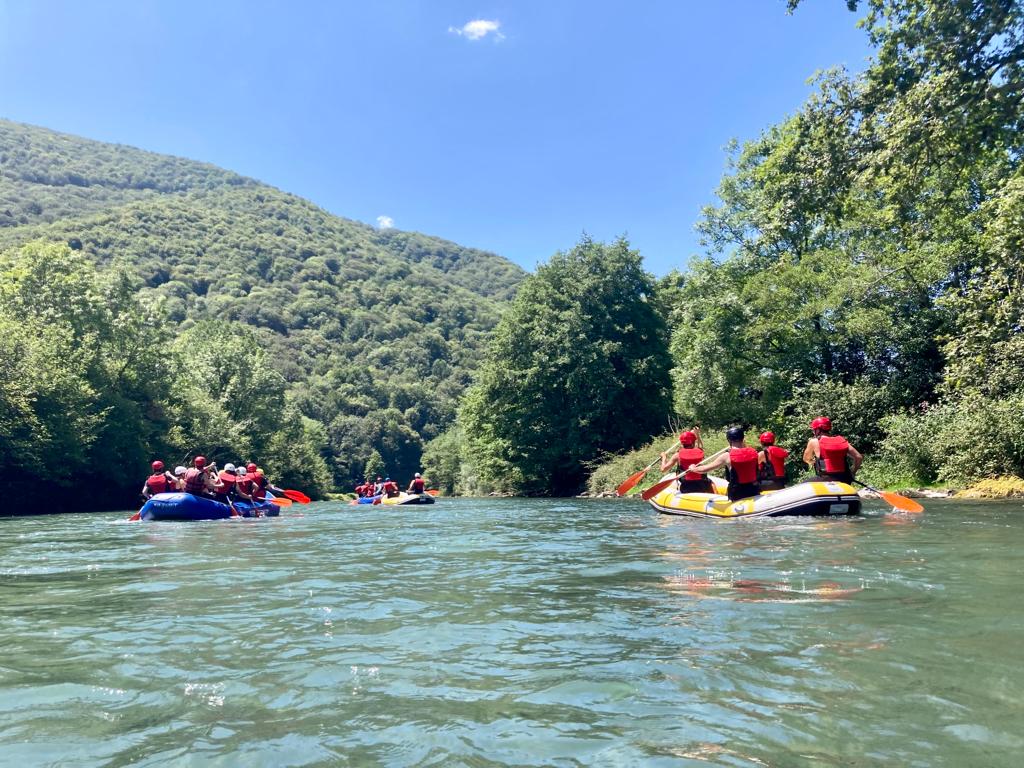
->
[[0, 119, 524, 507]]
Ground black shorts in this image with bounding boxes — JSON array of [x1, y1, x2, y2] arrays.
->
[[812, 472, 854, 484], [727, 482, 760, 501], [679, 477, 714, 494]]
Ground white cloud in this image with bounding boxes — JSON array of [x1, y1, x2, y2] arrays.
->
[[376, 215, 394, 229], [449, 19, 503, 41]]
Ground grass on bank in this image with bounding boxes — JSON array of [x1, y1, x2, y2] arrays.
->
[[587, 430, 729, 496]]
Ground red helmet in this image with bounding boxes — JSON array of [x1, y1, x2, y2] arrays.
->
[[759, 431, 775, 445], [194, 456, 207, 468], [810, 417, 832, 432], [151, 460, 164, 472], [679, 431, 697, 447], [246, 463, 258, 473]]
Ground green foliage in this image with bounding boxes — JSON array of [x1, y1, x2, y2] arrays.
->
[[0, 241, 336, 510], [656, 0, 1024, 488], [421, 425, 468, 496], [0, 119, 526, 500], [461, 236, 672, 495], [0, 242, 170, 510]]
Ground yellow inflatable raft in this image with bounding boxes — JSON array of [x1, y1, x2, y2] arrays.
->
[[647, 475, 860, 519]]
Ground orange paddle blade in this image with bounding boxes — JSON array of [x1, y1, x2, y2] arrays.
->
[[879, 490, 924, 513], [128, 512, 141, 522], [268, 496, 292, 506], [641, 475, 679, 501], [616, 467, 649, 496], [283, 489, 311, 503], [426, 489, 440, 496]]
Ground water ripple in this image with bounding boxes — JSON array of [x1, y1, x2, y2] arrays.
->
[[1, 498, 1022, 766]]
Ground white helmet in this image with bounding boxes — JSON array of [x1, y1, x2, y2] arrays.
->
[[415, 472, 421, 478], [224, 463, 237, 473], [174, 466, 187, 476]]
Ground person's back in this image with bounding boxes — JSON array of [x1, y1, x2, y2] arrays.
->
[[183, 456, 211, 497], [408, 473, 426, 494], [803, 417, 862, 484], [383, 478, 399, 498], [724, 438, 760, 502], [142, 460, 176, 498], [678, 426, 760, 502], [757, 432, 789, 491], [661, 429, 713, 493]]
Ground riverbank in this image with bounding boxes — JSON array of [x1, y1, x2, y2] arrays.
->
[[585, 432, 1024, 501]]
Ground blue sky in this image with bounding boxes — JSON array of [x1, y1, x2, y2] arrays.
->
[[0, 1, 871, 275]]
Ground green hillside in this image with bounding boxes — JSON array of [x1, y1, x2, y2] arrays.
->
[[0, 119, 525, 500]]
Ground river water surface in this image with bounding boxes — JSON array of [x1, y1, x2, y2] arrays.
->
[[1, 498, 1022, 767]]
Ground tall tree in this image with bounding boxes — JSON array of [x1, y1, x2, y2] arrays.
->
[[460, 236, 672, 495]]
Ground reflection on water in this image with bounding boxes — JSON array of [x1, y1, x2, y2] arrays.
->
[[1, 498, 1022, 766]]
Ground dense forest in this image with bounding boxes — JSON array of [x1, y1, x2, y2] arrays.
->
[[4, 0, 1022, 507], [436, 0, 1024, 495], [0, 120, 524, 511]]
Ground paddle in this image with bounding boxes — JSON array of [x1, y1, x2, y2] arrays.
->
[[282, 489, 311, 504], [640, 448, 729, 501], [426, 489, 440, 496], [851, 479, 924, 513], [267, 494, 292, 506], [128, 511, 141, 522], [616, 439, 681, 496]]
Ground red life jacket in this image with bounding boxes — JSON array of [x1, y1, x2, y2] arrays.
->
[[218, 471, 237, 495], [355, 483, 366, 497], [383, 481, 399, 496], [184, 468, 206, 495], [677, 447, 705, 481], [726, 447, 759, 485], [411, 478, 425, 493], [146, 473, 172, 495], [236, 474, 253, 496], [249, 472, 268, 500], [817, 436, 851, 474], [759, 446, 789, 480]]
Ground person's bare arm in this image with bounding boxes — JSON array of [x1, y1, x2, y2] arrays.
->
[[849, 445, 864, 472], [802, 438, 818, 468], [660, 451, 678, 472], [687, 452, 729, 476]]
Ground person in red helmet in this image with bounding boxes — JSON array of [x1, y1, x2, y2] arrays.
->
[[757, 431, 790, 491], [803, 417, 862, 483], [241, 462, 284, 502], [183, 455, 223, 498], [683, 426, 760, 501], [659, 427, 714, 493], [141, 460, 179, 499]]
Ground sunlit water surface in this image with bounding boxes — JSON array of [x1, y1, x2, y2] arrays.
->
[[1, 498, 1023, 767]]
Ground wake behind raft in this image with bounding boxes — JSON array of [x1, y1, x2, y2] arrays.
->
[[132, 492, 280, 521], [646, 475, 861, 519]]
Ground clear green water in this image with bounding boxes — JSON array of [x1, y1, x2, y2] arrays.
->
[[1, 499, 1023, 767]]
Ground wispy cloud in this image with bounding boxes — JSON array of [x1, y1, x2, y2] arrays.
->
[[449, 19, 504, 41], [376, 215, 394, 229]]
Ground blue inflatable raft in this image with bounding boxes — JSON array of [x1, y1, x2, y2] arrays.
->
[[135, 492, 279, 521]]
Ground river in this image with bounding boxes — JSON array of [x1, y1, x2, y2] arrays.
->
[[1, 498, 1022, 766]]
